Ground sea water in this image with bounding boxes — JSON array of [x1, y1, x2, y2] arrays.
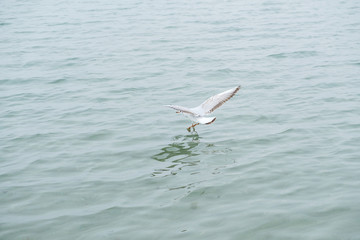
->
[[1, 0, 360, 239]]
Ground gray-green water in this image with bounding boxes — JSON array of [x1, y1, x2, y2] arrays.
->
[[1, 0, 360, 239]]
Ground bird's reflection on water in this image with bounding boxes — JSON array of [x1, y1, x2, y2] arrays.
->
[[152, 132, 201, 162], [151, 132, 202, 176]]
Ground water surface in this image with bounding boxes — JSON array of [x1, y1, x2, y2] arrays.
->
[[1, 0, 360, 239]]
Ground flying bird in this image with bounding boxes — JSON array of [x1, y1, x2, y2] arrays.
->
[[165, 85, 241, 131]]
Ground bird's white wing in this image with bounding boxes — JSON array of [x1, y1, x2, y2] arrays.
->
[[198, 86, 240, 115], [165, 105, 198, 116]]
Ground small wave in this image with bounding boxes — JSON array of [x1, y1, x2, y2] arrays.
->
[[268, 51, 318, 58], [49, 78, 67, 84]]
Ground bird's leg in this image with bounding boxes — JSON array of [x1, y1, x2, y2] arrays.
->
[[187, 123, 199, 132], [187, 125, 192, 132], [192, 123, 199, 130]]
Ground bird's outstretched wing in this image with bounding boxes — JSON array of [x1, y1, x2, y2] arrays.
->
[[199, 86, 240, 115], [165, 105, 198, 115]]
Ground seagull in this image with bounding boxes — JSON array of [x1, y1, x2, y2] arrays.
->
[[165, 85, 241, 131]]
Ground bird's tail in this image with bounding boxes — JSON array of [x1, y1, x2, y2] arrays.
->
[[197, 116, 216, 125]]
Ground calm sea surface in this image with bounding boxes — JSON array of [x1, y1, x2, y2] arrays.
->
[[1, 0, 360, 239]]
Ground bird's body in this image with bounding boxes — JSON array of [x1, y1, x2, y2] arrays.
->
[[165, 86, 240, 131]]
